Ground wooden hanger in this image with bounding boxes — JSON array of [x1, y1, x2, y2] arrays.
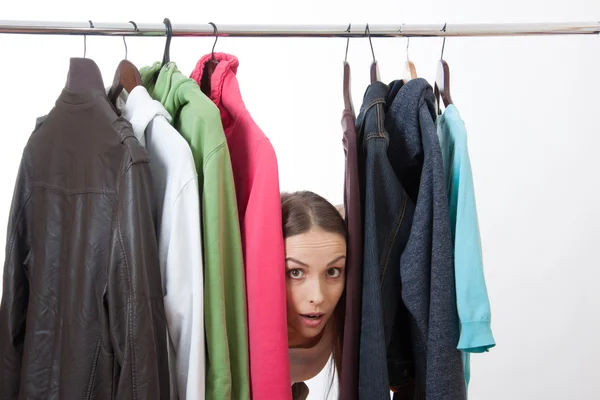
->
[[434, 35, 453, 114], [343, 61, 354, 113], [201, 22, 220, 96], [108, 25, 142, 106], [366, 24, 380, 84], [108, 60, 142, 106], [343, 26, 354, 113], [435, 60, 453, 110], [403, 37, 418, 82], [403, 61, 418, 81], [370, 61, 380, 84]]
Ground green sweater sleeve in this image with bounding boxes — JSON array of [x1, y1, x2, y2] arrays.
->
[[203, 144, 250, 400], [176, 83, 250, 400], [140, 62, 250, 400]]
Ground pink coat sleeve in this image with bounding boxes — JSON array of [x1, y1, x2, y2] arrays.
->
[[245, 139, 291, 400]]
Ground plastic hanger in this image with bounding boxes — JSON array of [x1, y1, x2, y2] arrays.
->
[[201, 22, 219, 96], [162, 18, 173, 66], [434, 24, 453, 114], [343, 23, 354, 114], [403, 37, 418, 81], [148, 18, 172, 84], [108, 21, 142, 106], [365, 24, 380, 84]]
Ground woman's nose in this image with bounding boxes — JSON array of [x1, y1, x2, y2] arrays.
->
[[308, 279, 325, 306]]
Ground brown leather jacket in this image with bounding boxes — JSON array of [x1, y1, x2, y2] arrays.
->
[[0, 58, 170, 399]]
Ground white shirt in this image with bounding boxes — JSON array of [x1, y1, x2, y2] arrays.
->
[[122, 86, 204, 400]]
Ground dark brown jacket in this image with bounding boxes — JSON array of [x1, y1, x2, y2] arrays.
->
[[339, 91, 363, 399], [0, 58, 170, 399]]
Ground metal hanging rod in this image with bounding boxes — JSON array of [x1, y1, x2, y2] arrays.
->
[[0, 20, 599, 38]]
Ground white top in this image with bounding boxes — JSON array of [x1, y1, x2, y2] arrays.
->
[[122, 86, 205, 400]]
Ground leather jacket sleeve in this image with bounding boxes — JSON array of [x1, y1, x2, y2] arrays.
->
[[0, 156, 32, 399], [106, 157, 170, 399]]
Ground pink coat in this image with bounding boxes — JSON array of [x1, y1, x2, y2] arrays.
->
[[191, 53, 291, 400]]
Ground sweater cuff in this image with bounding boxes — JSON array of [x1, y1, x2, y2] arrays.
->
[[457, 320, 496, 353]]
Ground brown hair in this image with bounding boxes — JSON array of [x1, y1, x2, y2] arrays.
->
[[281, 191, 346, 394]]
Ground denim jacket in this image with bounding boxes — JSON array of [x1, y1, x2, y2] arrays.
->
[[357, 81, 416, 400], [357, 79, 466, 400], [386, 78, 465, 399]]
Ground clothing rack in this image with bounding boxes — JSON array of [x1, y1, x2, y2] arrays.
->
[[0, 20, 599, 38]]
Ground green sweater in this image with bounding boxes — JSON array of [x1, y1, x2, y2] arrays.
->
[[141, 62, 249, 400]]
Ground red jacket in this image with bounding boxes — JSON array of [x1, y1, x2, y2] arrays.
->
[[191, 53, 291, 400]]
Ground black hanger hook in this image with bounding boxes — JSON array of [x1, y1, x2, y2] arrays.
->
[[345, 23, 351, 63], [441, 23, 447, 60], [162, 18, 173, 66], [84, 20, 94, 58], [208, 22, 218, 61], [365, 24, 376, 63]]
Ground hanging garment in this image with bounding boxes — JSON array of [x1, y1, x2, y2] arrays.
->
[[120, 86, 205, 400], [190, 53, 290, 400], [437, 104, 496, 389], [140, 62, 250, 400], [0, 58, 170, 399], [386, 78, 465, 399], [356, 81, 416, 400], [339, 103, 363, 400]]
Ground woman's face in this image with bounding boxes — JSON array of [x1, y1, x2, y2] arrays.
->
[[285, 227, 346, 348]]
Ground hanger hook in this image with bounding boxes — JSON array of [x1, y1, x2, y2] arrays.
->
[[397, 23, 407, 60], [441, 23, 447, 60], [84, 20, 94, 58], [162, 18, 173, 66], [123, 21, 139, 60], [365, 24, 376, 63], [208, 22, 218, 61], [345, 23, 351, 63]]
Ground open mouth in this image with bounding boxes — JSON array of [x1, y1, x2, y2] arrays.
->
[[301, 313, 324, 320], [300, 313, 325, 327]]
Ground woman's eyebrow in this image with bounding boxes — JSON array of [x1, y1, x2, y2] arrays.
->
[[285, 257, 309, 267], [327, 255, 346, 266]]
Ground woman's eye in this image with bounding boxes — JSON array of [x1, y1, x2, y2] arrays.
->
[[327, 268, 341, 278], [288, 269, 304, 279]]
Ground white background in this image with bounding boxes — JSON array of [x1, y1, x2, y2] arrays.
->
[[1, 0, 600, 399]]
